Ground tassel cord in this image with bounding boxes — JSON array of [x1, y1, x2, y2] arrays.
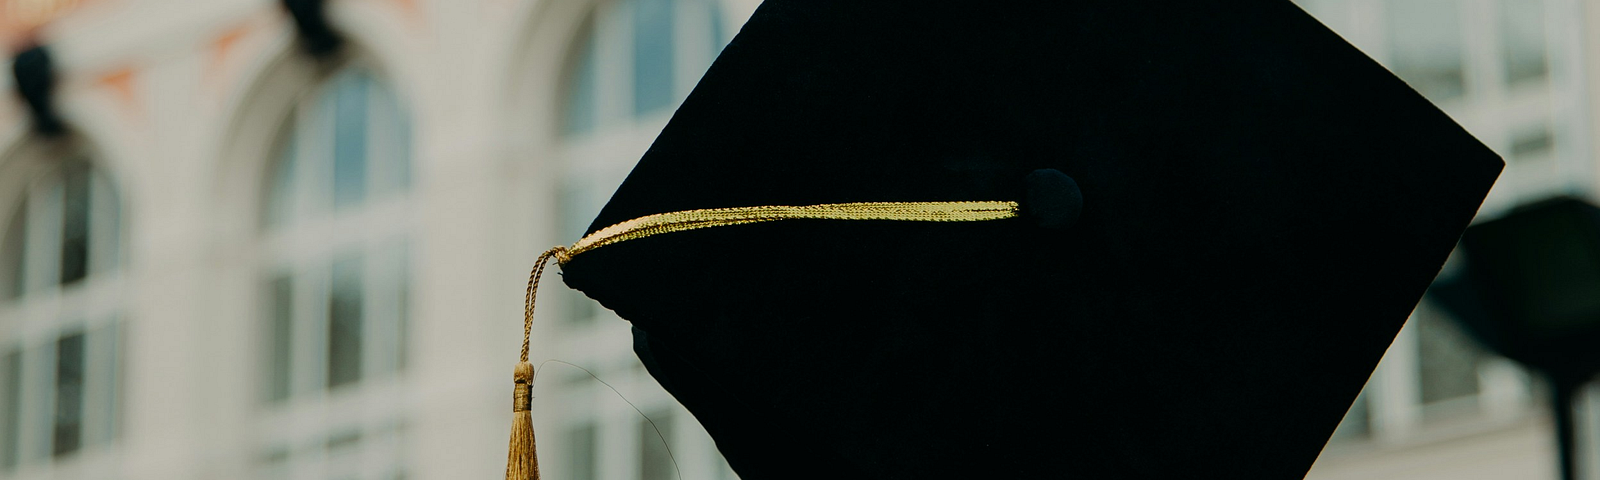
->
[[522, 246, 570, 363], [507, 246, 568, 480]]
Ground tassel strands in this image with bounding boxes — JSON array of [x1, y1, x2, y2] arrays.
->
[[505, 361, 539, 480], [506, 247, 567, 480]]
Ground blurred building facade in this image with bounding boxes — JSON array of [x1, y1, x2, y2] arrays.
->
[[0, 0, 759, 478], [1298, 0, 1600, 479], [0, 0, 1594, 479]]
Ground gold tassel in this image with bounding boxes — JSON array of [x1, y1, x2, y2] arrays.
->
[[506, 247, 565, 480], [505, 361, 539, 480], [502, 203, 1022, 477]]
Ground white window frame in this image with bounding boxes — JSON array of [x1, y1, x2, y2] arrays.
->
[[0, 149, 126, 480], [255, 64, 416, 480]]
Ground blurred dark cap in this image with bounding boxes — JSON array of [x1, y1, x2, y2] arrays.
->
[[1432, 197, 1600, 383], [281, 0, 343, 58], [12, 44, 66, 136]]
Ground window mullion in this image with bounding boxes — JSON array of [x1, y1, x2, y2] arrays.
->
[[22, 177, 64, 298]]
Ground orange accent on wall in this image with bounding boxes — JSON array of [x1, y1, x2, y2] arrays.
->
[[387, 0, 424, 30], [204, 22, 253, 88], [211, 24, 251, 66], [96, 67, 140, 119], [1, 0, 91, 50]]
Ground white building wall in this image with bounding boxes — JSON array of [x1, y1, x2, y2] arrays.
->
[[0, 0, 758, 479]]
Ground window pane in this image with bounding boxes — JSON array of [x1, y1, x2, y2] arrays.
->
[[708, 0, 726, 55], [633, 0, 677, 115], [60, 164, 91, 286], [639, 411, 675, 480], [268, 275, 293, 402], [1388, 0, 1466, 102], [332, 74, 371, 210], [563, 19, 600, 136], [370, 81, 412, 196], [328, 254, 364, 388], [567, 423, 596, 480], [266, 131, 298, 229], [53, 332, 85, 457], [1, 349, 20, 469], [1502, 0, 1548, 85], [2, 200, 25, 300], [1417, 307, 1482, 405]]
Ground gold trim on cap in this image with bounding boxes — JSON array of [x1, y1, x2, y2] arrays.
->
[[562, 200, 1021, 261]]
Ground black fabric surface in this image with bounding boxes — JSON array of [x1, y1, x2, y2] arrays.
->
[[560, 0, 1503, 478], [1023, 169, 1084, 229]]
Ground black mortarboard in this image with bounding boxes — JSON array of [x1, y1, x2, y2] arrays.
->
[[510, 1, 1502, 478]]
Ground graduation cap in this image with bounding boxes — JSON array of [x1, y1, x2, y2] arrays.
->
[[502, 1, 1503, 478]]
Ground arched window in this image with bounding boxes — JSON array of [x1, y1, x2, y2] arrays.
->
[[0, 151, 125, 473], [555, 0, 730, 321], [560, 0, 727, 138], [544, 1, 744, 479], [258, 66, 414, 480]]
